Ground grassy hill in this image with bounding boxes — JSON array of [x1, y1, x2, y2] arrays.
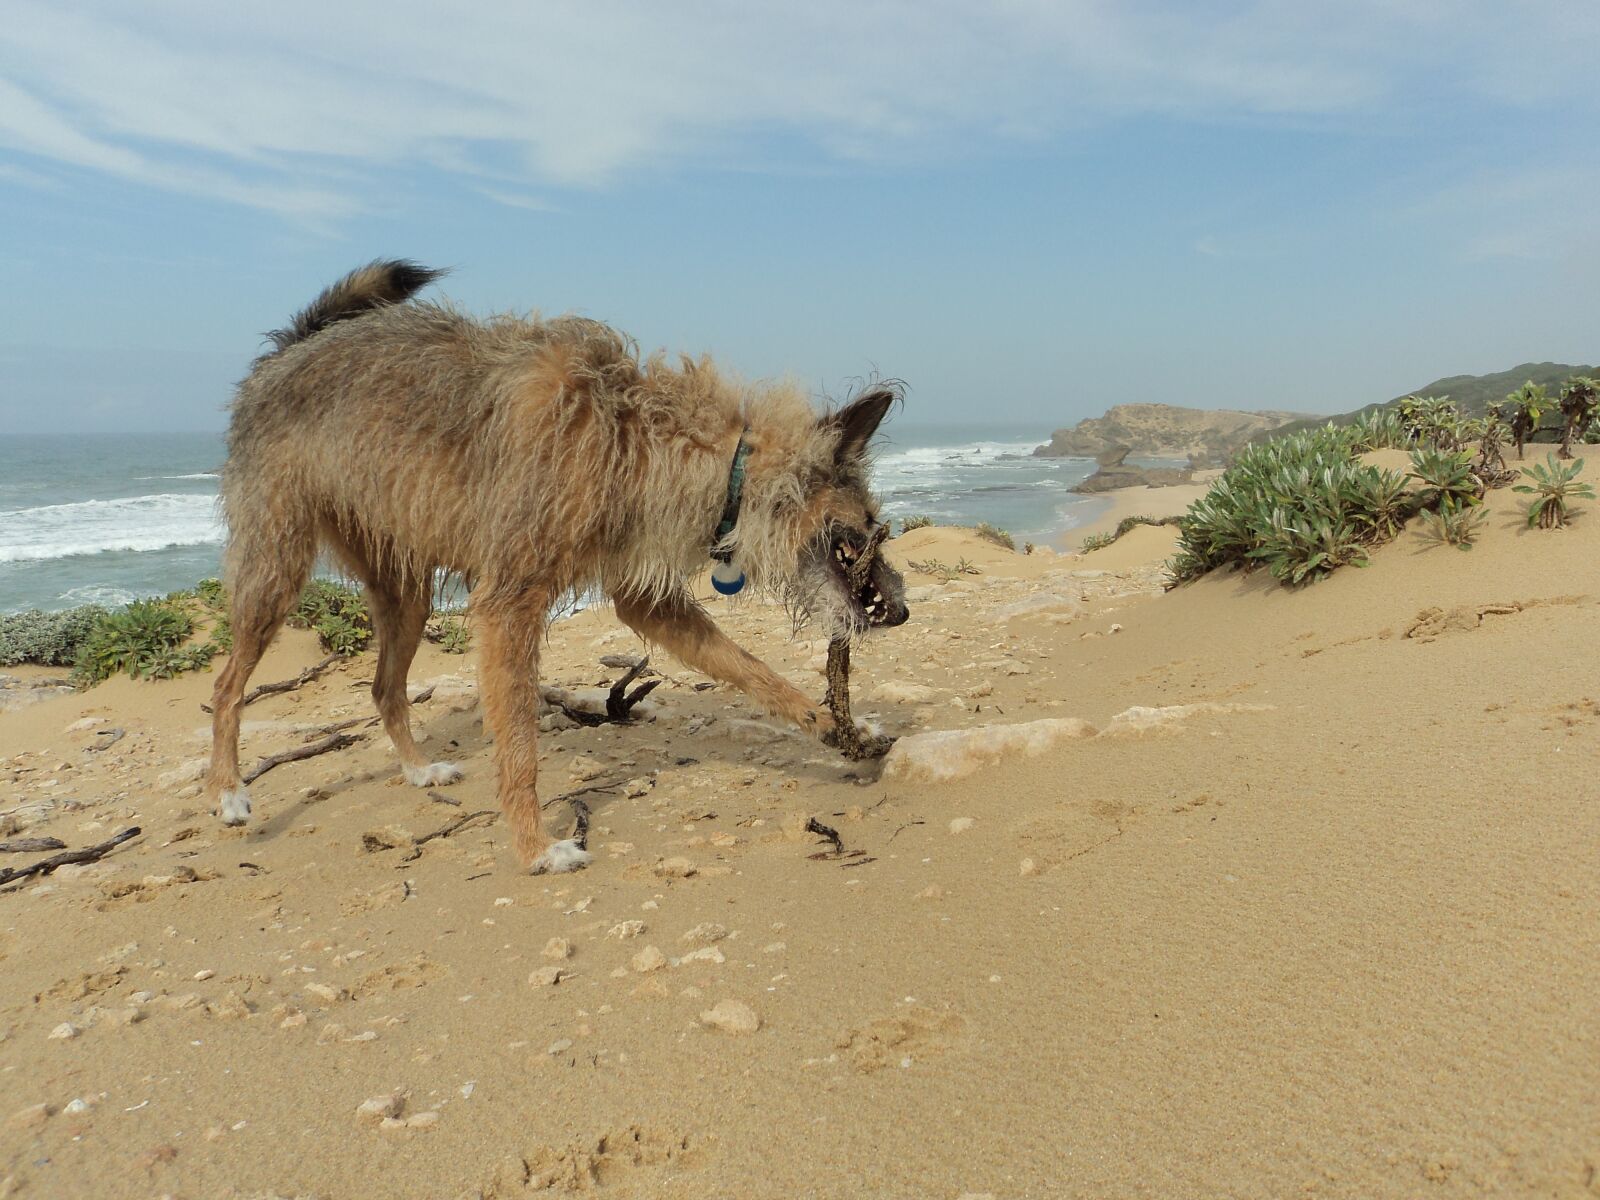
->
[[1271, 361, 1597, 439]]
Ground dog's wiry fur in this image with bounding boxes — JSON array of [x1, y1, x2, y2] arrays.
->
[[206, 260, 906, 872]]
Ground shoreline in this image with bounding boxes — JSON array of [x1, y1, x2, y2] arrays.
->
[[1050, 471, 1219, 551]]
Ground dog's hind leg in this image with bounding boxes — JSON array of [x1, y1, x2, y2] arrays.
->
[[477, 593, 590, 874], [614, 588, 834, 739], [343, 553, 462, 788], [205, 532, 316, 827]]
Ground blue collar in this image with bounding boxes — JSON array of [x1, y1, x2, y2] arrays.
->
[[710, 431, 751, 564]]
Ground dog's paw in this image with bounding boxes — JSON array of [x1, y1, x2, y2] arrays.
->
[[529, 839, 593, 875], [825, 721, 896, 761], [219, 786, 252, 826], [404, 761, 464, 787]]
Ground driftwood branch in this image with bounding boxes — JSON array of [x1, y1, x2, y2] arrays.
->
[[542, 658, 662, 727], [0, 827, 141, 888], [202, 653, 343, 713], [0, 837, 66, 854], [606, 658, 663, 719], [821, 639, 896, 760], [242, 731, 361, 785]]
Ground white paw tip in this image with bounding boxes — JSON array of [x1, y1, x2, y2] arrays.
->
[[404, 761, 463, 788], [530, 839, 592, 875], [219, 786, 252, 826]]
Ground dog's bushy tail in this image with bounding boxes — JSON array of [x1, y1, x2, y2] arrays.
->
[[266, 259, 445, 352]]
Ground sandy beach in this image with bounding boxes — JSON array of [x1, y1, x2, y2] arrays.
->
[[3, 478, 1598, 1199]]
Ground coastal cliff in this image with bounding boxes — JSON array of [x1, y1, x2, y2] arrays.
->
[[1032, 403, 1307, 464]]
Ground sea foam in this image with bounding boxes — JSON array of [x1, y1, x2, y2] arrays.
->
[[0, 493, 225, 563]]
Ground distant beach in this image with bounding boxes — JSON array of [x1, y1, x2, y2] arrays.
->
[[0, 424, 1139, 613]]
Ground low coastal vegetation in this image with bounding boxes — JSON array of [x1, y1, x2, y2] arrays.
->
[[1079, 514, 1184, 554], [1168, 389, 1595, 588], [1514, 455, 1596, 530], [972, 522, 1016, 551], [0, 577, 472, 688]]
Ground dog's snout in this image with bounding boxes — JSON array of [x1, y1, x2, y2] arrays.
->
[[883, 602, 909, 627]]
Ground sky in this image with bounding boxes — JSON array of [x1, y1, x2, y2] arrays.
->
[[1, 0, 1596, 435]]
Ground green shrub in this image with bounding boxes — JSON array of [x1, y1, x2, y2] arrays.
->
[[1408, 446, 1481, 509], [73, 599, 195, 684], [898, 515, 934, 534], [290, 579, 373, 655], [0, 605, 110, 667], [1419, 499, 1488, 550], [1169, 426, 1417, 587], [1247, 508, 1370, 584], [1347, 407, 1409, 451], [434, 613, 471, 654], [972, 522, 1016, 551], [1514, 454, 1595, 529], [1079, 532, 1115, 553]]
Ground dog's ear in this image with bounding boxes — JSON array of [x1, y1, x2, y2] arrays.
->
[[824, 388, 897, 462]]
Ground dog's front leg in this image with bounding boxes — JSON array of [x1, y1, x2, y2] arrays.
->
[[478, 598, 591, 874], [614, 588, 834, 739]]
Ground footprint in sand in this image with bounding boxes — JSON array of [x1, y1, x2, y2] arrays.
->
[[474, 1125, 698, 1196], [834, 1004, 965, 1074]]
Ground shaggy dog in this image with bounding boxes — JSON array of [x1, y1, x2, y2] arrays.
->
[[205, 261, 907, 873]]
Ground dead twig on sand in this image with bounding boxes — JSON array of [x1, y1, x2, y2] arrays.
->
[[399, 809, 497, 862], [805, 816, 844, 855], [202, 653, 342, 713], [803, 816, 875, 865], [0, 827, 141, 889], [427, 789, 462, 807], [86, 727, 126, 752], [0, 837, 67, 854], [242, 731, 362, 785], [540, 780, 627, 811]]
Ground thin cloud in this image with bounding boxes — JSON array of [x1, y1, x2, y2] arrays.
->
[[0, 1, 1594, 221]]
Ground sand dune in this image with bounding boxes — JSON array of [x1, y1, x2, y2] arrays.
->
[[2, 484, 1598, 1198]]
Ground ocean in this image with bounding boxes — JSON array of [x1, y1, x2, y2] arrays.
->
[[0, 424, 1108, 613]]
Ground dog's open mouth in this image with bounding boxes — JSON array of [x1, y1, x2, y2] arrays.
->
[[831, 531, 906, 626]]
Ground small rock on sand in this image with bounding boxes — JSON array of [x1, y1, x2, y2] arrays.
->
[[541, 937, 573, 960], [654, 856, 697, 878], [631, 946, 667, 973], [869, 681, 940, 705], [356, 1094, 405, 1123], [948, 817, 975, 834], [700, 999, 761, 1034], [679, 922, 729, 946], [527, 966, 570, 988]]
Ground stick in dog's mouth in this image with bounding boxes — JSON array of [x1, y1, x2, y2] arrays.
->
[[822, 523, 899, 759], [831, 523, 904, 629]]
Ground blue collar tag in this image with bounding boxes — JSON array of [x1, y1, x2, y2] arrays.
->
[[709, 431, 751, 594]]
